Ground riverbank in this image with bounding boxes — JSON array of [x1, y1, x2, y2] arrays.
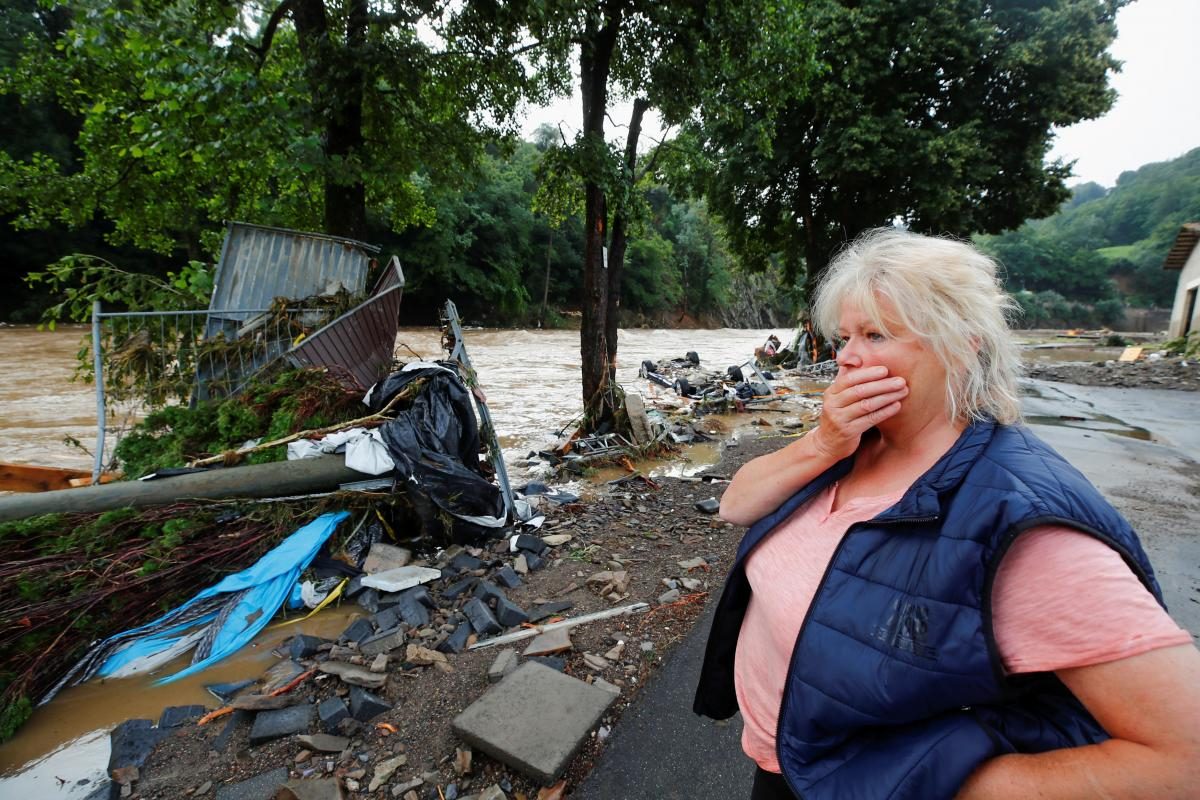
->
[[1025, 355, 1199, 391]]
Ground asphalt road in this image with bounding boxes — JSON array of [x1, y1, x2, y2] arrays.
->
[[572, 379, 1200, 800]]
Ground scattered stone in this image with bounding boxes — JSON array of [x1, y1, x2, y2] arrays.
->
[[231, 694, 297, 711], [444, 784, 458, 800], [211, 710, 251, 754], [512, 554, 529, 575], [680, 577, 703, 592], [297, 733, 350, 752], [320, 661, 388, 689], [395, 590, 431, 627], [523, 628, 572, 657], [348, 686, 391, 722], [493, 566, 522, 589], [677, 557, 708, 571], [262, 660, 307, 694], [290, 634, 325, 660], [275, 778, 346, 800], [454, 746, 472, 776], [695, 497, 720, 513], [442, 577, 478, 600], [536, 781, 567, 800], [248, 704, 315, 745], [478, 784, 506, 800], [361, 566, 442, 592], [540, 534, 572, 547], [391, 777, 423, 797], [487, 649, 519, 683], [205, 679, 256, 704], [371, 607, 401, 633], [591, 677, 621, 695], [215, 767, 289, 800], [360, 627, 407, 657], [450, 552, 484, 573], [358, 588, 381, 613], [493, 597, 529, 628], [318, 697, 350, 733], [159, 704, 206, 728], [527, 656, 566, 672], [111, 765, 139, 786], [364, 542, 413, 574], [196, 780, 213, 796], [370, 653, 389, 673], [524, 552, 547, 571], [603, 641, 625, 661], [586, 570, 629, 595], [473, 579, 507, 605], [581, 653, 609, 671], [405, 644, 449, 667], [511, 534, 548, 555], [108, 719, 167, 775], [657, 588, 681, 605], [295, 749, 312, 763], [464, 598, 502, 636], [527, 601, 573, 623], [368, 754, 409, 792], [452, 663, 617, 784], [436, 624, 472, 654]]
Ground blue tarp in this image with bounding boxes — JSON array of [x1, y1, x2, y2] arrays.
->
[[95, 511, 349, 685]]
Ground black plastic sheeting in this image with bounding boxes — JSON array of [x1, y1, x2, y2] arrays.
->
[[369, 365, 506, 543]]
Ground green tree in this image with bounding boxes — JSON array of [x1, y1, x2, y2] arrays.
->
[[0, 0, 554, 253], [684, 0, 1127, 298]]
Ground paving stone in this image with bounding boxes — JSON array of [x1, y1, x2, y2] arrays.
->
[[487, 649, 519, 683], [442, 577, 478, 600], [290, 634, 326, 660], [231, 694, 296, 711], [493, 597, 529, 628], [694, 497, 720, 513], [527, 601, 573, 623], [107, 719, 167, 774], [401, 585, 435, 608], [248, 704, 314, 745], [210, 710, 250, 753], [473, 580, 506, 606], [318, 697, 350, 733], [511, 534, 547, 555], [526, 656, 566, 672], [319, 660, 388, 688], [277, 778, 345, 800], [344, 575, 366, 598], [449, 553, 483, 573], [357, 588, 381, 613], [394, 592, 431, 628], [360, 627, 407, 657], [339, 617, 375, 645], [371, 607, 401, 632], [262, 660, 307, 694], [452, 662, 617, 784], [205, 679, 256, 704], [464, 597, 502, 636], [214, 767, 288, 800], [524, 552, 546, 572], [348, 686, 391, 722], [522, 627, 572, 657], [297, 733, 350, 752], [158, 704, 206, 728], [361, 566, 442, 593], [436, 624, 471, 654], [363, 542, 413, 574], [493, 566, 522, 589]]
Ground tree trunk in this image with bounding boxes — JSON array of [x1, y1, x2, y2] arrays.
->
[[604, 98, 649, 381], [291, 0, 368, 240], [578, 6, 621, 429], [539, 228, 554, 328]]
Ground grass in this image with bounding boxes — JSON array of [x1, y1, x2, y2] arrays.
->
[[1096, 245, 1138, 261]]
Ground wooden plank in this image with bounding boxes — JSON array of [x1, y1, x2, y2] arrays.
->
[[0, 462, 93, 493], [1118, 346, 1144, 362]]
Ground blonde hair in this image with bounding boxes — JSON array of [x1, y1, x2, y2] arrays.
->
[[812, 228, 1023, 425]]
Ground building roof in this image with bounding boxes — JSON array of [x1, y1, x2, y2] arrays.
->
[[1163, 222, 1200, 270]]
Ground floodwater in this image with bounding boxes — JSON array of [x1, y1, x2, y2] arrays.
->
[[0, 324, 793, 793]]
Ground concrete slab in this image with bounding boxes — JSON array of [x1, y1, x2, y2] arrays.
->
[[248, 704, 314, 745], [452, 662, 616, 784]]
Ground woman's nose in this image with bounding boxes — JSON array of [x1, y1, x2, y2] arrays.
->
[[836, 339, 861, 368]]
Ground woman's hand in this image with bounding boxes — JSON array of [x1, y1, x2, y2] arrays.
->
[[809, 365, 908, 461]]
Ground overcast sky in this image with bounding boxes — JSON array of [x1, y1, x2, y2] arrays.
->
[[521, 0, 1200, 189]]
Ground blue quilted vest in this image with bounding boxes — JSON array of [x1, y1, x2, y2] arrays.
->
[[694, 420, 1164, 800]]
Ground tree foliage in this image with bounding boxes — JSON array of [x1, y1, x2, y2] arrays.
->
[[683, 0, 1127, 296]]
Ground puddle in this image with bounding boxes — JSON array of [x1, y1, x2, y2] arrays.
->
[[1024, 414, 1153, 441], [0, 604, 366, 797]]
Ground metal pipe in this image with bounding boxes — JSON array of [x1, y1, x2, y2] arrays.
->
[[91, 300, 105, 485]]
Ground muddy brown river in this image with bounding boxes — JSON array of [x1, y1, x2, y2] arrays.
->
[[0, 323, 792, 795]]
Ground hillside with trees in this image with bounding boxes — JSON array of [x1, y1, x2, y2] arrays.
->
[[976, 147, 1200, 324]]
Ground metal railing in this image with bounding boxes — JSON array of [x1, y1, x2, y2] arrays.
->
[[89, 302, 319, 482]]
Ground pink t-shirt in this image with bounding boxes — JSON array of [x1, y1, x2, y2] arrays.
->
[[734, 483, 1192, 773]]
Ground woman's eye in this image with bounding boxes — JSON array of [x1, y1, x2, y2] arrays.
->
[[867, 332, 885, 343]]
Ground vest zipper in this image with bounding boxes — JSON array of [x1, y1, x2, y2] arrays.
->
[[773, 513, 939, 798]]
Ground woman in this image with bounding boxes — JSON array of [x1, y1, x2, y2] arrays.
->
[[693, 229, 1200, 800]]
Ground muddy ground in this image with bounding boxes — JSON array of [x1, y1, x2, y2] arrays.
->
[[1024, 355, 1199, 391], [130, 430, 794, 800]]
